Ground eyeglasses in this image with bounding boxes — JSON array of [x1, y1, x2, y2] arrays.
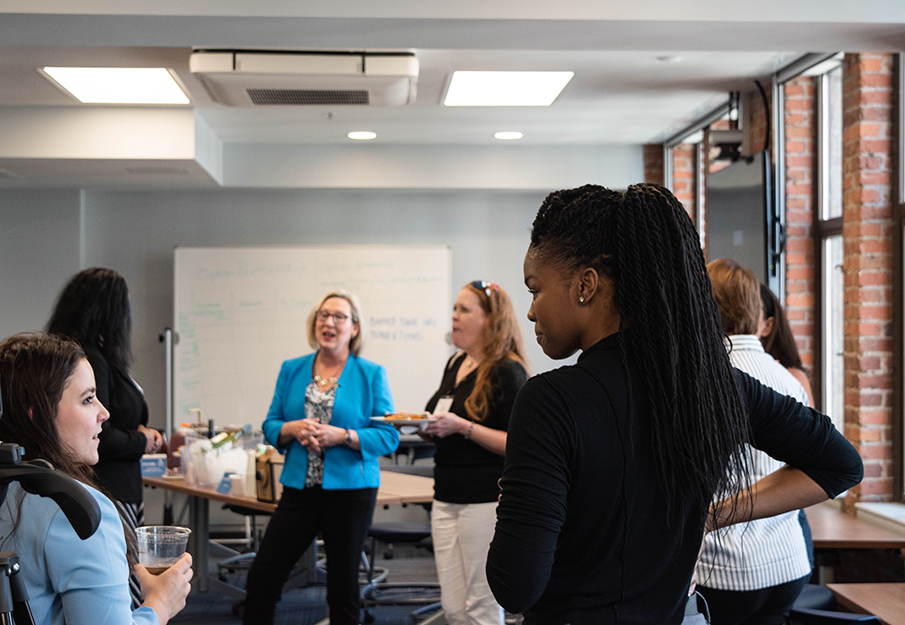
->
[[471, 280, 501, 299], [316, 310, 350, 323]]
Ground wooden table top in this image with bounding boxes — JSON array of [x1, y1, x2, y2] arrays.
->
[[144, 469, 434, 511], [376, 470, 435, 503], [828, 583, 905, 625], [806, 504, 905, 550]]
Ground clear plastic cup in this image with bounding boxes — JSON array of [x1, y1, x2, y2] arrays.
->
[[137, 526, 191, 575]]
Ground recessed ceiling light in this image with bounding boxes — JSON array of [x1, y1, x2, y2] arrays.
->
[[494, 131, 523, 140], [347, 131, 377, 140], [41, 67, 189, 104], [444, 71, 573, 107]]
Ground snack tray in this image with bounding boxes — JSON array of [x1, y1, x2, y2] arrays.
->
[[370, 416, 437, 426]]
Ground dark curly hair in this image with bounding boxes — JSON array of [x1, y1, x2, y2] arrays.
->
[[529, 183, 751, 523], [47, 268, 132, 372]]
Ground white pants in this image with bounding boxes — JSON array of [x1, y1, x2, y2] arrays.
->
[[431, 500, 505, 625]]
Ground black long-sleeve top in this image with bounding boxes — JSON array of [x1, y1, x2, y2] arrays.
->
[[86, 347, 150, 504], [486, 332, 863, 625], [425, 354, 527, 503]]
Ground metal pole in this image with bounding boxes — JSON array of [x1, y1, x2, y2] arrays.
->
[[663, 145, 674, 192], [771, 77, 786, 303], [161, 328, 175, 439], [159, 328, 176, 525]]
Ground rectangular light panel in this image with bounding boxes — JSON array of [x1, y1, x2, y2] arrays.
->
[[444, 71, 573, 107], [42, 67, 190, 104]]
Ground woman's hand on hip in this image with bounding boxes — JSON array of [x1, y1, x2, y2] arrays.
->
[[423, 412, 469, 438]]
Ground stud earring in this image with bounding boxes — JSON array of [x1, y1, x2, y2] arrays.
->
[[579, 296, 585, 303]]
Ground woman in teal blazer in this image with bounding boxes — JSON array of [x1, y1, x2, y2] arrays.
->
[[244, 291, 399, 625]]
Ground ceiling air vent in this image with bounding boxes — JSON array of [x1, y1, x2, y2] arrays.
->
[[247, 89, 369, 106], [190, 50, 418, 107]]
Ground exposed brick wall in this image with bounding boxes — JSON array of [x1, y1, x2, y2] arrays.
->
[[672, 143, 696, 221], [643, 144, 665, 186], [783, 76, 817, 375], [642, 142, 695, 220], [841, 52, 895, 504]]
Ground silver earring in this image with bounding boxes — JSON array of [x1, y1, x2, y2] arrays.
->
[[579, 296, 585, 303]]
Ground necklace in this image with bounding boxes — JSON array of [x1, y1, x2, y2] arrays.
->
[[313, 374, 338, 387]]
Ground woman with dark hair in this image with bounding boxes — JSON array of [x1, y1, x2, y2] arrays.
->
[[48, 268, 162, 607], [485, 184, 862, 624], [0, 333, 191, 625], [759, 284, 815, 407], [421, 281, 528, 625]]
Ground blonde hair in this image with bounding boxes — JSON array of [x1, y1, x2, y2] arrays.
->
[[462, 282, 529, 422], [706, 258, 762, 336], [306, 290, 367, 356]]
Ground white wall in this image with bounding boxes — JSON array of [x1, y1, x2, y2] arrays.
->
[[80, 187, 581, 429], [2, 182, 641, 529], [222, 144, 643, 190], [0, 189, 82, 339]]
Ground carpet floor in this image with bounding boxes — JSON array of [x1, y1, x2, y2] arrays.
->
[[171, 541, 441, 625]]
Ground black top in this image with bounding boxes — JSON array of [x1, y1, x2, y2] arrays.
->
[[86, 347, 150, 504], [425, 354, 527, 504], [486, 332, 863, 625]]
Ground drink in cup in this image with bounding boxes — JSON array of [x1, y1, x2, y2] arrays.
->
[[137, 526, 191, 575]]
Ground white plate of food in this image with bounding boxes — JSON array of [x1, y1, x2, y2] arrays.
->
[[370, 414, 437, 431]]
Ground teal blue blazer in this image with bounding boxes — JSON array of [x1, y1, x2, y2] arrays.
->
[[262, 352, 398, 490]]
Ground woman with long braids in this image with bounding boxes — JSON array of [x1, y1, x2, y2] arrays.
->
[[485, 184, 862, 624]]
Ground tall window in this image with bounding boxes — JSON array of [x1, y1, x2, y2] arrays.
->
[[822, 234, 844, 430], [896, 53, 905, 498], [816, 65, 844, 429]]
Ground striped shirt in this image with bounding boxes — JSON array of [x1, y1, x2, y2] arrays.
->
[[696, 334, 812, 591]]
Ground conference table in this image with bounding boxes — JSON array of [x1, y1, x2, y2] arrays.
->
[[805, 503, 905, 587], [827, 583, 905, 625], [143, 470, 434, 593], [807, 503, 905, 550]]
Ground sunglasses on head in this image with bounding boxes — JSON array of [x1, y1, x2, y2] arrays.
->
[[471, 280, 501, 299]]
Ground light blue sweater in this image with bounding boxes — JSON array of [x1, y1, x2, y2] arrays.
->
[[0, 481, 157, 625], [262, 352, 399, 490]]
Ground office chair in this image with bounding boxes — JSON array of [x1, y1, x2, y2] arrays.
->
[[216, 503, 267, 576], [793, 584, 837, 611], [360, 521, 440, 623], [361, 463, 441, 623]]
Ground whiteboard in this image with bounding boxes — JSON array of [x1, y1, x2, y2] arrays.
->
[[174, 246, 451, 429]]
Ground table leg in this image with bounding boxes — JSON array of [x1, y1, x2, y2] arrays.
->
[[187, 494, 210, 592]]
